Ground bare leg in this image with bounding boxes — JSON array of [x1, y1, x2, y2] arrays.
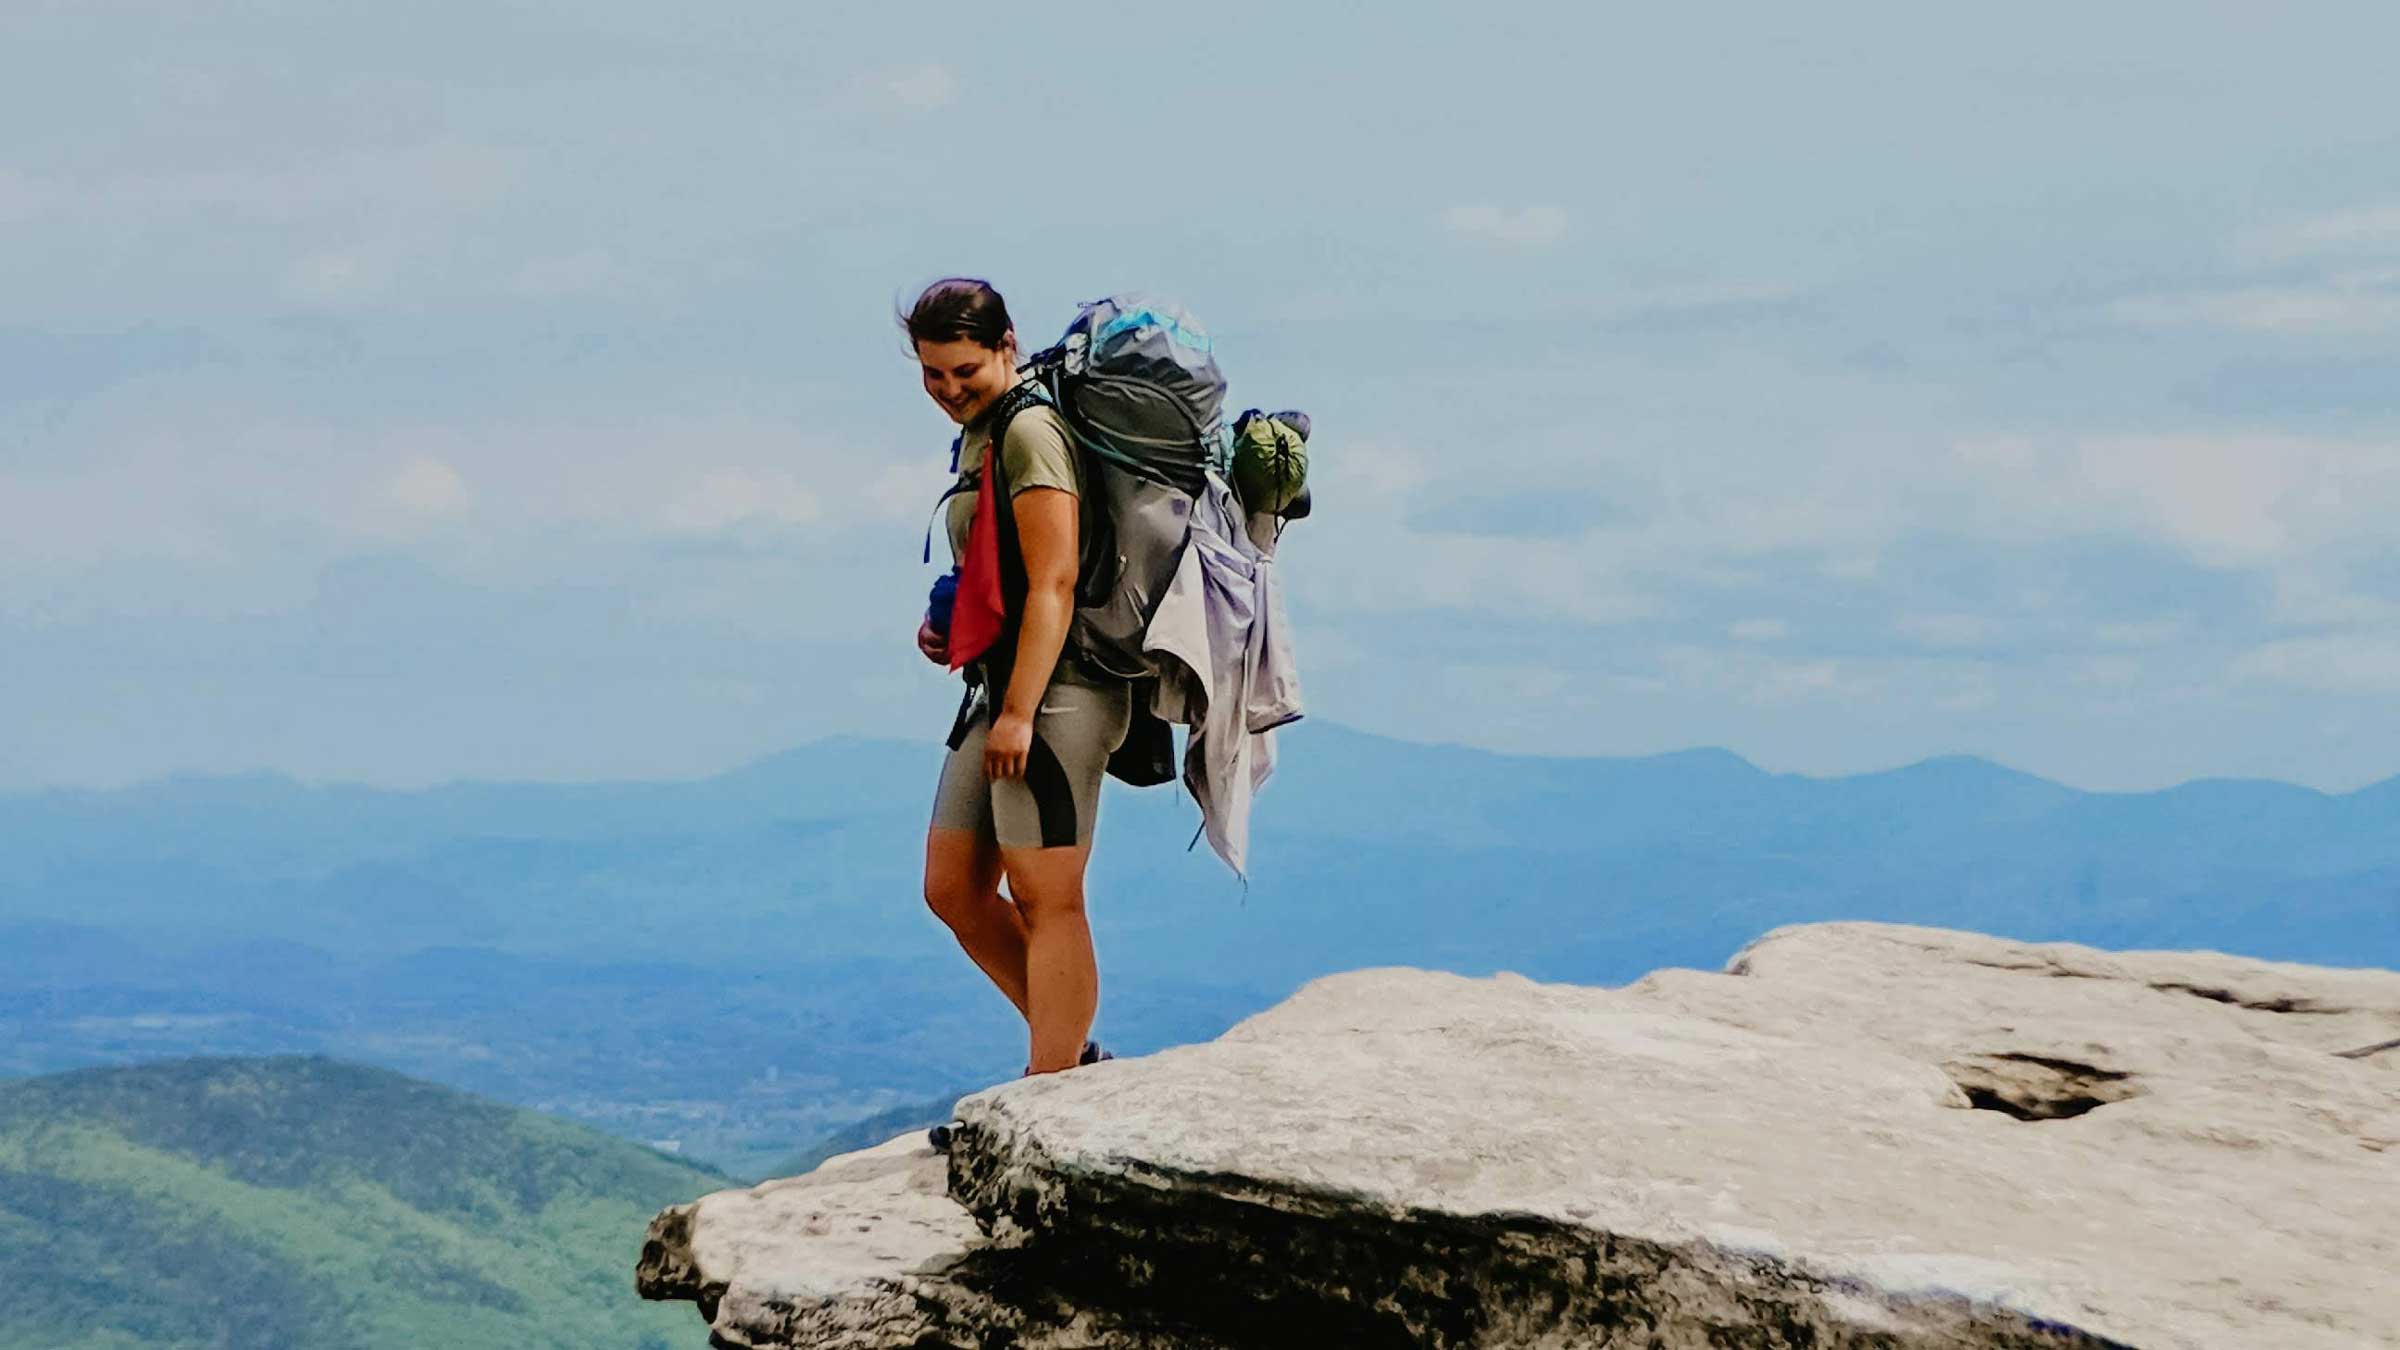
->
[[1004, 842, 1098, 1074], [923, 826, 1031, 1020]]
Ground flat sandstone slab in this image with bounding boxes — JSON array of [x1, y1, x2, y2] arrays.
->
[[645, 922, 2400, 1347]]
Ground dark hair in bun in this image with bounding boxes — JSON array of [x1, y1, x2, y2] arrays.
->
[[900, 277, 1013, 350]]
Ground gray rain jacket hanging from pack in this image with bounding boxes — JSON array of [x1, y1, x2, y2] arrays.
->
[[1139, 468, 1302, 878]]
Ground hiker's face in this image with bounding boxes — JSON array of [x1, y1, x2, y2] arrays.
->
[[917, 335, 1016, 426]]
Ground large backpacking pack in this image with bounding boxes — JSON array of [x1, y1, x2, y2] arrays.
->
[[941, 295, 1309, 871], [999, 298, 1225, 672]]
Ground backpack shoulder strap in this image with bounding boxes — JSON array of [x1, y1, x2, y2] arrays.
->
[[984, 379, 1082, 575], [984, 379, 1116, 678], [981, 384, 1047, 648], [982, 380, 1053, 459], [982, 381, 1050, 518]]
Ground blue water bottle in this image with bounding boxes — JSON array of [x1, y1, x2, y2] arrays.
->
[[926, 570, 959, 638]]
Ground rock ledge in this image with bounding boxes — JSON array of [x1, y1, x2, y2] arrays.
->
[[639, 922, 2400, 1347]]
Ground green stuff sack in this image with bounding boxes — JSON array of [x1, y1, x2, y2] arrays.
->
[[1230, 408, 1311, 514]]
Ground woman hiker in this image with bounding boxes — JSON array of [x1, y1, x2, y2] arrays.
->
[[906, 278, 1125, 1128]]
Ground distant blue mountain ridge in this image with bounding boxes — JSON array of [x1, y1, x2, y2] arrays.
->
[[4, 722, 2390, 1171], [3, 722, 2392, 979]]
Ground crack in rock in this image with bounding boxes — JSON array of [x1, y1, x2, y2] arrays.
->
[[1939, 1053, 2141, 1122], [2146, 982, 2342, 1014]]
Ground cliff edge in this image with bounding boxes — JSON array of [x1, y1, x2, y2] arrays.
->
[[638, 921, 2400, 1348]]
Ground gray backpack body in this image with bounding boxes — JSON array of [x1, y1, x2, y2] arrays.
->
[[1005, 296, 1227, 677], [1038, 295, 1226, 495], [982, 296, 1227, 785]]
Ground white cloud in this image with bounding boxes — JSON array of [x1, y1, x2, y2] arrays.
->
[[1698, 488, 1879, 558], [384, 457, 472, 517], [1439, 205, 1569, 249], [280, 244, 405, 308], [875, 64, 959, 112], [1626, 280, 1803, 312], [1950, 432, 2400, 568], [0, 411, 925, 590], [510, 248, 648, 300], [1315, 443, 1431, 500], [2114, 198, 2400, 335], [0, 169, 56, 224], [2232, 635, 2400, 695], [1299, 418, 2400, 642], [1441, 660, 1571, 702], [864, 462, 951, 524], [2106, 271, 2400, 336], [2254, 203, 2400, 259], [662, 468, 821, 532], [1309, 528, 1661, 624], [1749, 659, 1851, 706], [1295, 625, 1369, 672], [2063, 435, 2293, 563], [1652, 645, 1879, 709], [2259, 569, 2400, 629], [2093, 618, 2190, 648], [6, 142, 520, 229], [1933, 668, 1999, 712], [1894, 613, 2001, 650], [2075, 655, 2144, 689]]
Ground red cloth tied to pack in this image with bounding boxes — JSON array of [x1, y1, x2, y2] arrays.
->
[[946, 453, 1007, 672]]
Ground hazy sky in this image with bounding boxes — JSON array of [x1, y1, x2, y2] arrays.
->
[[6, 2, 2399, 792]]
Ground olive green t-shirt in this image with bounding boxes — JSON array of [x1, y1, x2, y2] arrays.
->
[[943, 387, 1083, 565]]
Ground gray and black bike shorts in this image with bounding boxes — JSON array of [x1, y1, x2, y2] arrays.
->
[[931, 676, 1132, 851]]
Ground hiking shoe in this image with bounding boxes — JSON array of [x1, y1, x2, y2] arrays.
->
[[1011, 1043, 1112, 1080]]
